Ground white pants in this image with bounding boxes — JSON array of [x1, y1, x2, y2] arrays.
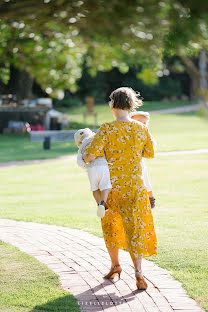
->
[[141, 158, 152, 192], [87, 165, 112, 191]]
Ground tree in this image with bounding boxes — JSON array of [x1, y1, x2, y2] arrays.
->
[[0, 0, 208, 104], [0, 0, 169, 97], [164, 0, 208, 106]]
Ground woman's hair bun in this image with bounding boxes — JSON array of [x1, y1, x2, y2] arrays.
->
[[109, 87, 143, 111]]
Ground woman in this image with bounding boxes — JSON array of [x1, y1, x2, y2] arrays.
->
[[83, 87, 157, 290]]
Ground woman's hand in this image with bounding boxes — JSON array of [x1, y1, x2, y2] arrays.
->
[[83, 153, 96, 163]]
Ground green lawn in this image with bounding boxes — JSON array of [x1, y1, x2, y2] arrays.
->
[[0, 134, 77, 162], [61, 101, 196, 129], [0, 109, 208, 162], [0, 242, 80, 312], [0, 154, 207, 311], [59, 100, 194, 116], [150, 112, 208, 152]]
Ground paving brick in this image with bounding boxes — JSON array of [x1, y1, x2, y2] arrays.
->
[[170, 302, 203, 310], [172, 310, 203, 312], [0, 219, 205, 312]]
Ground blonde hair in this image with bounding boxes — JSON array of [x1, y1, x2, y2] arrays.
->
[[109, 87, 143, 111], [74, 128, 93, 147], [129, 111, 150, 120]]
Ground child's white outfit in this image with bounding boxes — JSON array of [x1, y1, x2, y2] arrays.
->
[[77, 136, 112, 191], [140, 158, 152, 192]]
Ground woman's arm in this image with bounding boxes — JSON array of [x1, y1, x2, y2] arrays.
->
[[84, 123, 108, 162]]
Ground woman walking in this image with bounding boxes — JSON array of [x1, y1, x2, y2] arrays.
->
[[83, 87, 157, 289]]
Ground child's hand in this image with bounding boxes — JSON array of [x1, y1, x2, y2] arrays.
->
[[149, 197, 156, 209]]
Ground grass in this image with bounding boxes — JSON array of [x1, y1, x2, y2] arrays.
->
[[60, 101, 196, 129], [149, 112, 208, 152], [0, 154, 207, 311], [0, 134, 77, 162], [0, 110, 208, 162], [0, 242, 80, 312], [1, 99, 207, 311], [59, 100, 194, 116]]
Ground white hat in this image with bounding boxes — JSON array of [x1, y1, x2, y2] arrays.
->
[[129, 111, 150, 120], [74, 128, 94, 147]]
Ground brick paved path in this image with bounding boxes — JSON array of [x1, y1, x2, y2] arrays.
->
[[0, 219, 205, 312]]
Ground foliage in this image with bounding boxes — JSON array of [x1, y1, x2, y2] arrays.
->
[[0, 20, 86, 96], [0, 64, 10, 84], [0, 0, 208, 96], [75, 66, 188, 102], [137, 69, 159, 86], [0, 0, 170, 95], [53, 95, 82, 108]]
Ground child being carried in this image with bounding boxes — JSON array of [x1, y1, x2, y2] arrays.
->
[[74, 128, 112, 218], [129, 111, 156, 209]]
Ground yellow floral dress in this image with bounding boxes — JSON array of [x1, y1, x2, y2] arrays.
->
[[85, 120, 157, 259]]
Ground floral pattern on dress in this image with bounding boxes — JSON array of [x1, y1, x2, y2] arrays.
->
[[85, 120, 157, 259]]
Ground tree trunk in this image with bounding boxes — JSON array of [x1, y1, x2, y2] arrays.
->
[[179, 54, 200, 101], [179, 52, 208, 109], [198, 49, 208, 108], [7, 65, 34, 100], [190, 74, 199, 100]]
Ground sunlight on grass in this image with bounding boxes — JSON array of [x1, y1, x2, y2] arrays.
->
[[0, 111, 208, 162], [0, 154, 207, 310], [0, 242, 80, 312]]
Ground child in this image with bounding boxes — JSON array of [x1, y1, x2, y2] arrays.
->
[[74, 128, 112, 218], [129, 111, 156, 209]]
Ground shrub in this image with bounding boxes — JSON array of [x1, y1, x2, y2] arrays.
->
[[53, 96, 82, 108]]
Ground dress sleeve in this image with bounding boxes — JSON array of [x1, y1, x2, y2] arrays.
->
[[142, 126, 155, 158], [85, 123, 108, 157]]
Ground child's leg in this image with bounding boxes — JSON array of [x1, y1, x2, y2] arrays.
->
[[100, 188, 111, 203], [97, 166, 112, 217], [93, 190, 101, 205], [97, 188, 111, 218]]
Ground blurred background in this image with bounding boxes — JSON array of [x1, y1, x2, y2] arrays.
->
[[0, 2, 208, 312], [0, 0, 208, 135]]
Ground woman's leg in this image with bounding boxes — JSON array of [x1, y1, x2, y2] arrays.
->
[[107, 247, 120, 266], [132, 255, 147, 289], [104, 247, 122, 279], [131, 255, 143, 274]]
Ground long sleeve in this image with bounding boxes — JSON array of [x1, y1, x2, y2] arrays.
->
[[85, 123, 108, 157], [142, 126, 155, 158], [77, 151, 87, 169], [141, 159, 152, 192]]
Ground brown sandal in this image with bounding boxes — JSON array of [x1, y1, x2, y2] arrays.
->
[[104, 264, 122, 280], [135, 270, 148, 290]]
